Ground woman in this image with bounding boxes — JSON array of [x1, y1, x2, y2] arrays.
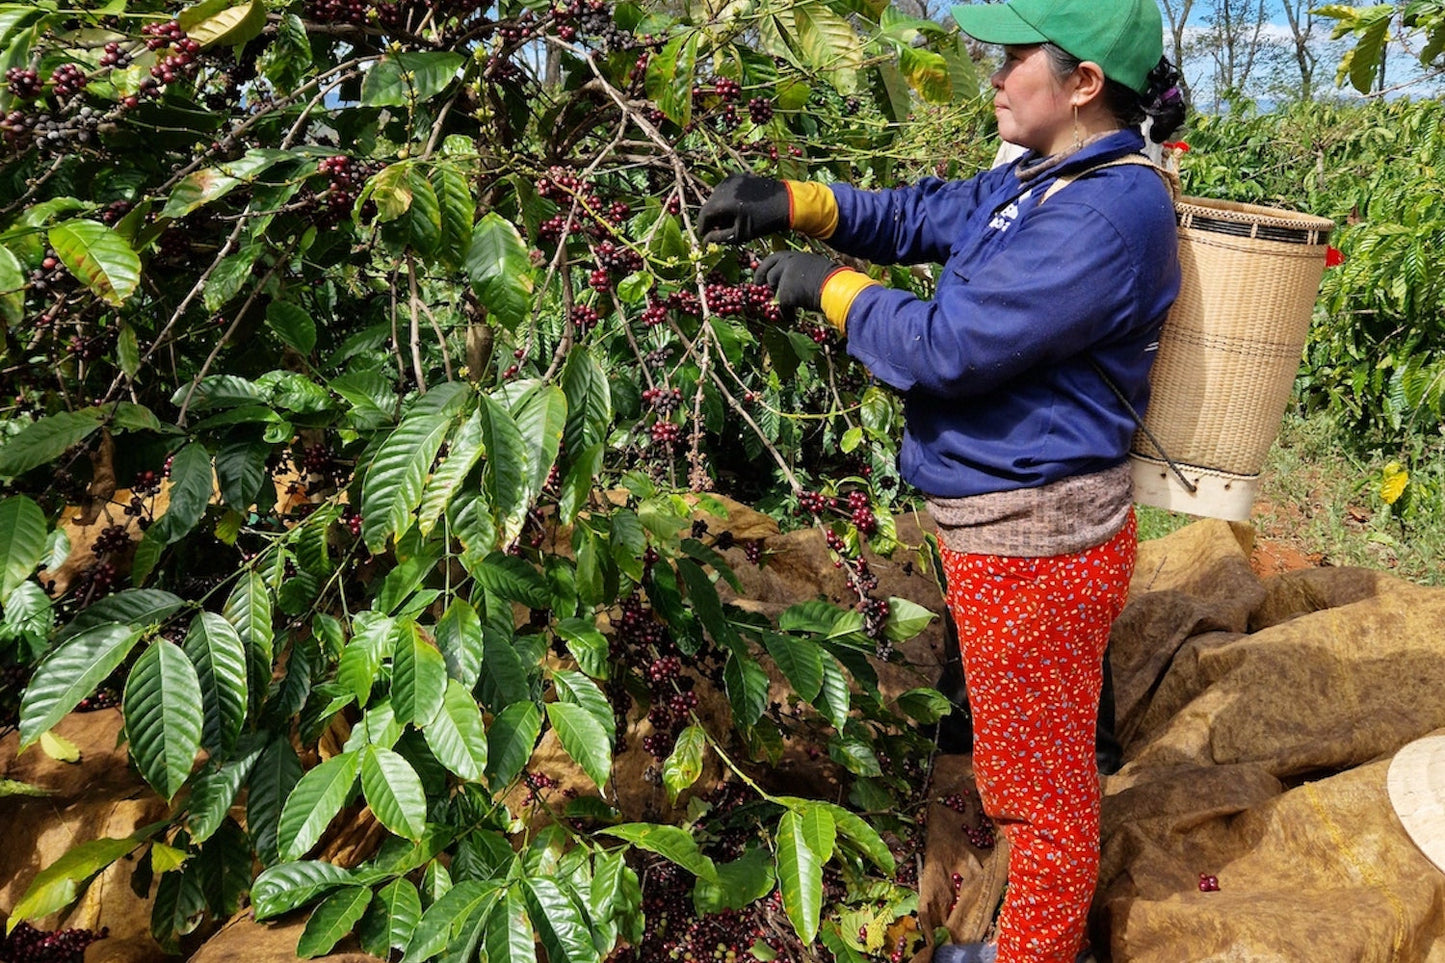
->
[[698, 0, 1186, 960]]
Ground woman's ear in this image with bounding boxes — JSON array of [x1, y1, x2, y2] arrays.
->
[[1072, 60, 1107, 106]]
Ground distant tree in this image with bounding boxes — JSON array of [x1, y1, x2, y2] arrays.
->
[[1201, 0, 1271, 106], [1278, 0, 1321, 99]]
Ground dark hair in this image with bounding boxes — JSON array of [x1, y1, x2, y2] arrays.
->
[[1040, 43, 1187, 143]]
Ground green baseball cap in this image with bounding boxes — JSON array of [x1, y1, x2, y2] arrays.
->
[[951, 0, 1163, 93]]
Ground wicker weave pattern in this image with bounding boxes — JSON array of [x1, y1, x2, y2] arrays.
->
[[1133, 196, 1335, 477]]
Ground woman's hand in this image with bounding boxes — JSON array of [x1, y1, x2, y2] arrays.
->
[[753, 251, 844, 321], [698, 173, 790, 244]]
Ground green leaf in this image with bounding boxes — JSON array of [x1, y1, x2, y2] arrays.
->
[[763, 633, 824, 703], [179, 0, 267, 48], [435, 598, 483, 689], [362, 746, 428, 841], [124, 640, 204, 801], [815, 654, 849, 731], [153, 443, 214, 544], [417, 408, 482, 538], [525, 877, 600, 963], [224, 568, 274, 682], [884, 597, 936, 642], [775, 809, 823, 943], [560, 346, 612, 455], [552, 668, 615, 741], [662, 725, 705, 803], [182, 612, 248, 756], [599, 825, 718, 882], [644, 33, 698, 127], [0, 410, 102, 478], [188, 742, 263, 844], [474, 552, 549, 610], [251, 860, 356, 921], [466, 214, 534, 331], [676, 558, 741, 649], [432, 166, 474, 271], [297, 884, 372, 958], [56, 588, 183, 642], [385, 166, 442, 254], [337, 614, 395, 707], [0, 243, 24, 325], [810, 802, 895, 874], [513, 384, 567, 504], [0, 495, 46, 603], [723, 650, 769, 727], [116, 322, 140, 379], [555, 618, 610, 680], [49, 219, 140, 306], [483, 887, 534, 963], [393, 623, 448, 728], [422, 679, 488, 782], [277, 751, 361, 862], [266, 301, 318, 356], [360, 878, 423, 958], [361, 51, 465, 107], [829, 736, 882, 777], [8, 836, 137, 931], [546, 701, 612, 790], [402, 880, 498, 962], [161, 148, 291, 218], [19, 624, 141, 749], [895, 687, 952, 725], [485, 701, 541, 788], [362, 410, 454, 553], [248, 734, 303, 866], [693, 846, 775, 914], [215, 439, 270, 511]]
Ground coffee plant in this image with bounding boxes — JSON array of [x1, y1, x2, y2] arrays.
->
[[0, 0, 994, 958]]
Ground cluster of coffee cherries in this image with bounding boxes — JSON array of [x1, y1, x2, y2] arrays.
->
[[642, 386, 682, 415], [798, 488, 880, 539], [316, 155, 365, 221], [142, 21, 202, 88], [522, 769, 559, 804], [1198, 872, 1220, 892], [0, 923, 109, 963], [647, 420, 683, 451], [549, 0, 627, 50], [692, 76, 743, 131], [5, 67, 42, 100], [702, 279, 781, 324]]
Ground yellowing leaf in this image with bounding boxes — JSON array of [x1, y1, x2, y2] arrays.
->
[[151, 842, 188, 874], [1381, 461, 1409, 505], [39, 730, 81, 763]]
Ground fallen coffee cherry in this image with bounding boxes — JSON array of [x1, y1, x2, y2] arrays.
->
[[1198, 873, 1219, 892]]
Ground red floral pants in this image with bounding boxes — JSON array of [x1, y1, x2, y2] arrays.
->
[[940, 511, 1137, 963]]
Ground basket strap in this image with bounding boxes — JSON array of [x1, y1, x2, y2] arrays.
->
[[1088, 360, 1199, 494], [1040, 154, 1181, 204]]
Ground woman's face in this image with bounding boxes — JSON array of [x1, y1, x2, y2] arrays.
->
[[990, 44, 1075, 155]]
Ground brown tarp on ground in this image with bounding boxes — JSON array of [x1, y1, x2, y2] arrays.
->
[[4, 510, 1445, 962]]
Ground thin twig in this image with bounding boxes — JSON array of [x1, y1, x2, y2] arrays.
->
[[407, 254, 428, 392]]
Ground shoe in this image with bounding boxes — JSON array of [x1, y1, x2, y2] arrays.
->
[[932, 944, 996, 963]]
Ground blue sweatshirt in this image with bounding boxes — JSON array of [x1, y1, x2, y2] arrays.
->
[[827, 129, 1180, 499]]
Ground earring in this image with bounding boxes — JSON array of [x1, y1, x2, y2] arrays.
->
[[1072, 103, 1082, 150]]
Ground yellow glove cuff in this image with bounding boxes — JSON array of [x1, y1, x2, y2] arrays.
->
[[784, 181, 840, 239], [819, 269, 881, 333]]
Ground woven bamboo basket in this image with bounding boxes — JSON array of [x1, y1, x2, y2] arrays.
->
[[1130, 196, 1335, 521]]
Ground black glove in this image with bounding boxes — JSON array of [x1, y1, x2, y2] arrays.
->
[[698, 173, 790, 244], [753, 251, 840, 321]]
